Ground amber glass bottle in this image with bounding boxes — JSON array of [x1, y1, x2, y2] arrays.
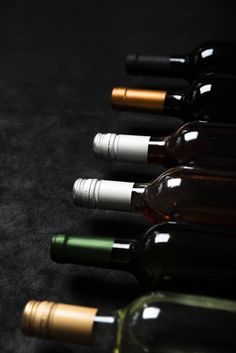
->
[[73, 167, 236, 226], [93, 121, 236, 169]]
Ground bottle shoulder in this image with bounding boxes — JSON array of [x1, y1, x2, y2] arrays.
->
[[189, 40, 236, 69], [149, 166, 194, 184], [149, 165, 236, 186], [186, 74, 236, 117], [126, 291, 236, 313]]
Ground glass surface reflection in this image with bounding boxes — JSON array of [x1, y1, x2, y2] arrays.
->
[[142, 307, 161, 320]]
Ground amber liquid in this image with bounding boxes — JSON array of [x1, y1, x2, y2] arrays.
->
[[148, 122, 236, 169], [132, 167, 236, 226]]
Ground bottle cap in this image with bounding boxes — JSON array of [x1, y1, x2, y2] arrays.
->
[[93, 133, 151, 163], [126, 54, 139, 74], [111, 87, 166, 111], [111, 87, 127, 106], [21, 300, 98, 344], [51, 234, 114, 264], [73, 178, 134, 211]]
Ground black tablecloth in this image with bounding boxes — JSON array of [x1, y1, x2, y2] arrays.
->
[[0, 1, 236, 352]]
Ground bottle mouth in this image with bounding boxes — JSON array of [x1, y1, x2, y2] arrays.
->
[[93, 133, 118, 160], [50, 234, 68, 263], [111, 87, 128, 106], [21, 300, 56, 337], [93, 133, 150, 163], [72, 178, 134, 211], [72, 178, 100, 208], [126, 54, 139, 74]]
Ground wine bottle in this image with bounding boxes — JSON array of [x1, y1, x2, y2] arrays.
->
[[51, 222, 236, 296], [73, 166, 236, 226], [21, 292, 236, 352], [111, 74, 236, 122], [93, 121, 236, 169], [126, 40, 236, 80]]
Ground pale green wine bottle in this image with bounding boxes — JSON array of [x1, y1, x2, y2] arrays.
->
[[22, 292, 236, 352]]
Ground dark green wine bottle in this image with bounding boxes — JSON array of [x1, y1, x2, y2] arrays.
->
[[51, 222, 236, 297], [126, 40, 236, 80]]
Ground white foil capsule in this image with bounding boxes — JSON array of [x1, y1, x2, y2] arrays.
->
[[93, 133, 151, 162]]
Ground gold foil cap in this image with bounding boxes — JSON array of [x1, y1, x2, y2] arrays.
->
[[112, 87, 167, 111], [21, 300, 98, 344]]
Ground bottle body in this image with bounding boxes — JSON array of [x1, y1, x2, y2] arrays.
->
[[119, 292, 236, 353], [126, 40, 236, 80], [22, 293, 236, 353], [149, 121, 236, 168], [134, 166, 236, 225], [182, 73, 236, 120], [132, 222, 236, 295], [186, 40, 236, 78]]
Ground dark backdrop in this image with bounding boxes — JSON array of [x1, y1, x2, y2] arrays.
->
[[0, 1, 236, 352]]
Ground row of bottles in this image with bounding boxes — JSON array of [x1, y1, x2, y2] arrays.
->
[[21, 40, 236, 352]]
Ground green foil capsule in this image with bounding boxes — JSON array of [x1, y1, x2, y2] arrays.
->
[[51, 234, 115, 265]]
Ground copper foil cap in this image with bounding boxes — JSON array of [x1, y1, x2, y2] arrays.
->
[[112, 87, 166, 111], [21, 300, 98, 344]]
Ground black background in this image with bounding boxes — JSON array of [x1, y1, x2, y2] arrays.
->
[[0, 1, 236, 352]]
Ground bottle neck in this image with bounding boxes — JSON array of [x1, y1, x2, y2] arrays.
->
[[51, 234, 136, 271], [126, 53, 188, 78], [130, 183, 155, 221], [73, 178, 148, 214], [112, 87, 167, 113], [169, 55, 189, 74], [111, 86, 188, 118], [163, 91, 187, 117], [93, 133, 171, 165], [93, 310, 118, 351], [147, 137, 169, 165]]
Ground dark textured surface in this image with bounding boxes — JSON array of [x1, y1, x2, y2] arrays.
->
[[0, 1, 236, 352]]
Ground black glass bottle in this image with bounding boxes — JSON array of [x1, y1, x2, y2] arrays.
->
[[51, 222, 236, 297], [126, 40, 236, 81], [112, 74, 236, 122]]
